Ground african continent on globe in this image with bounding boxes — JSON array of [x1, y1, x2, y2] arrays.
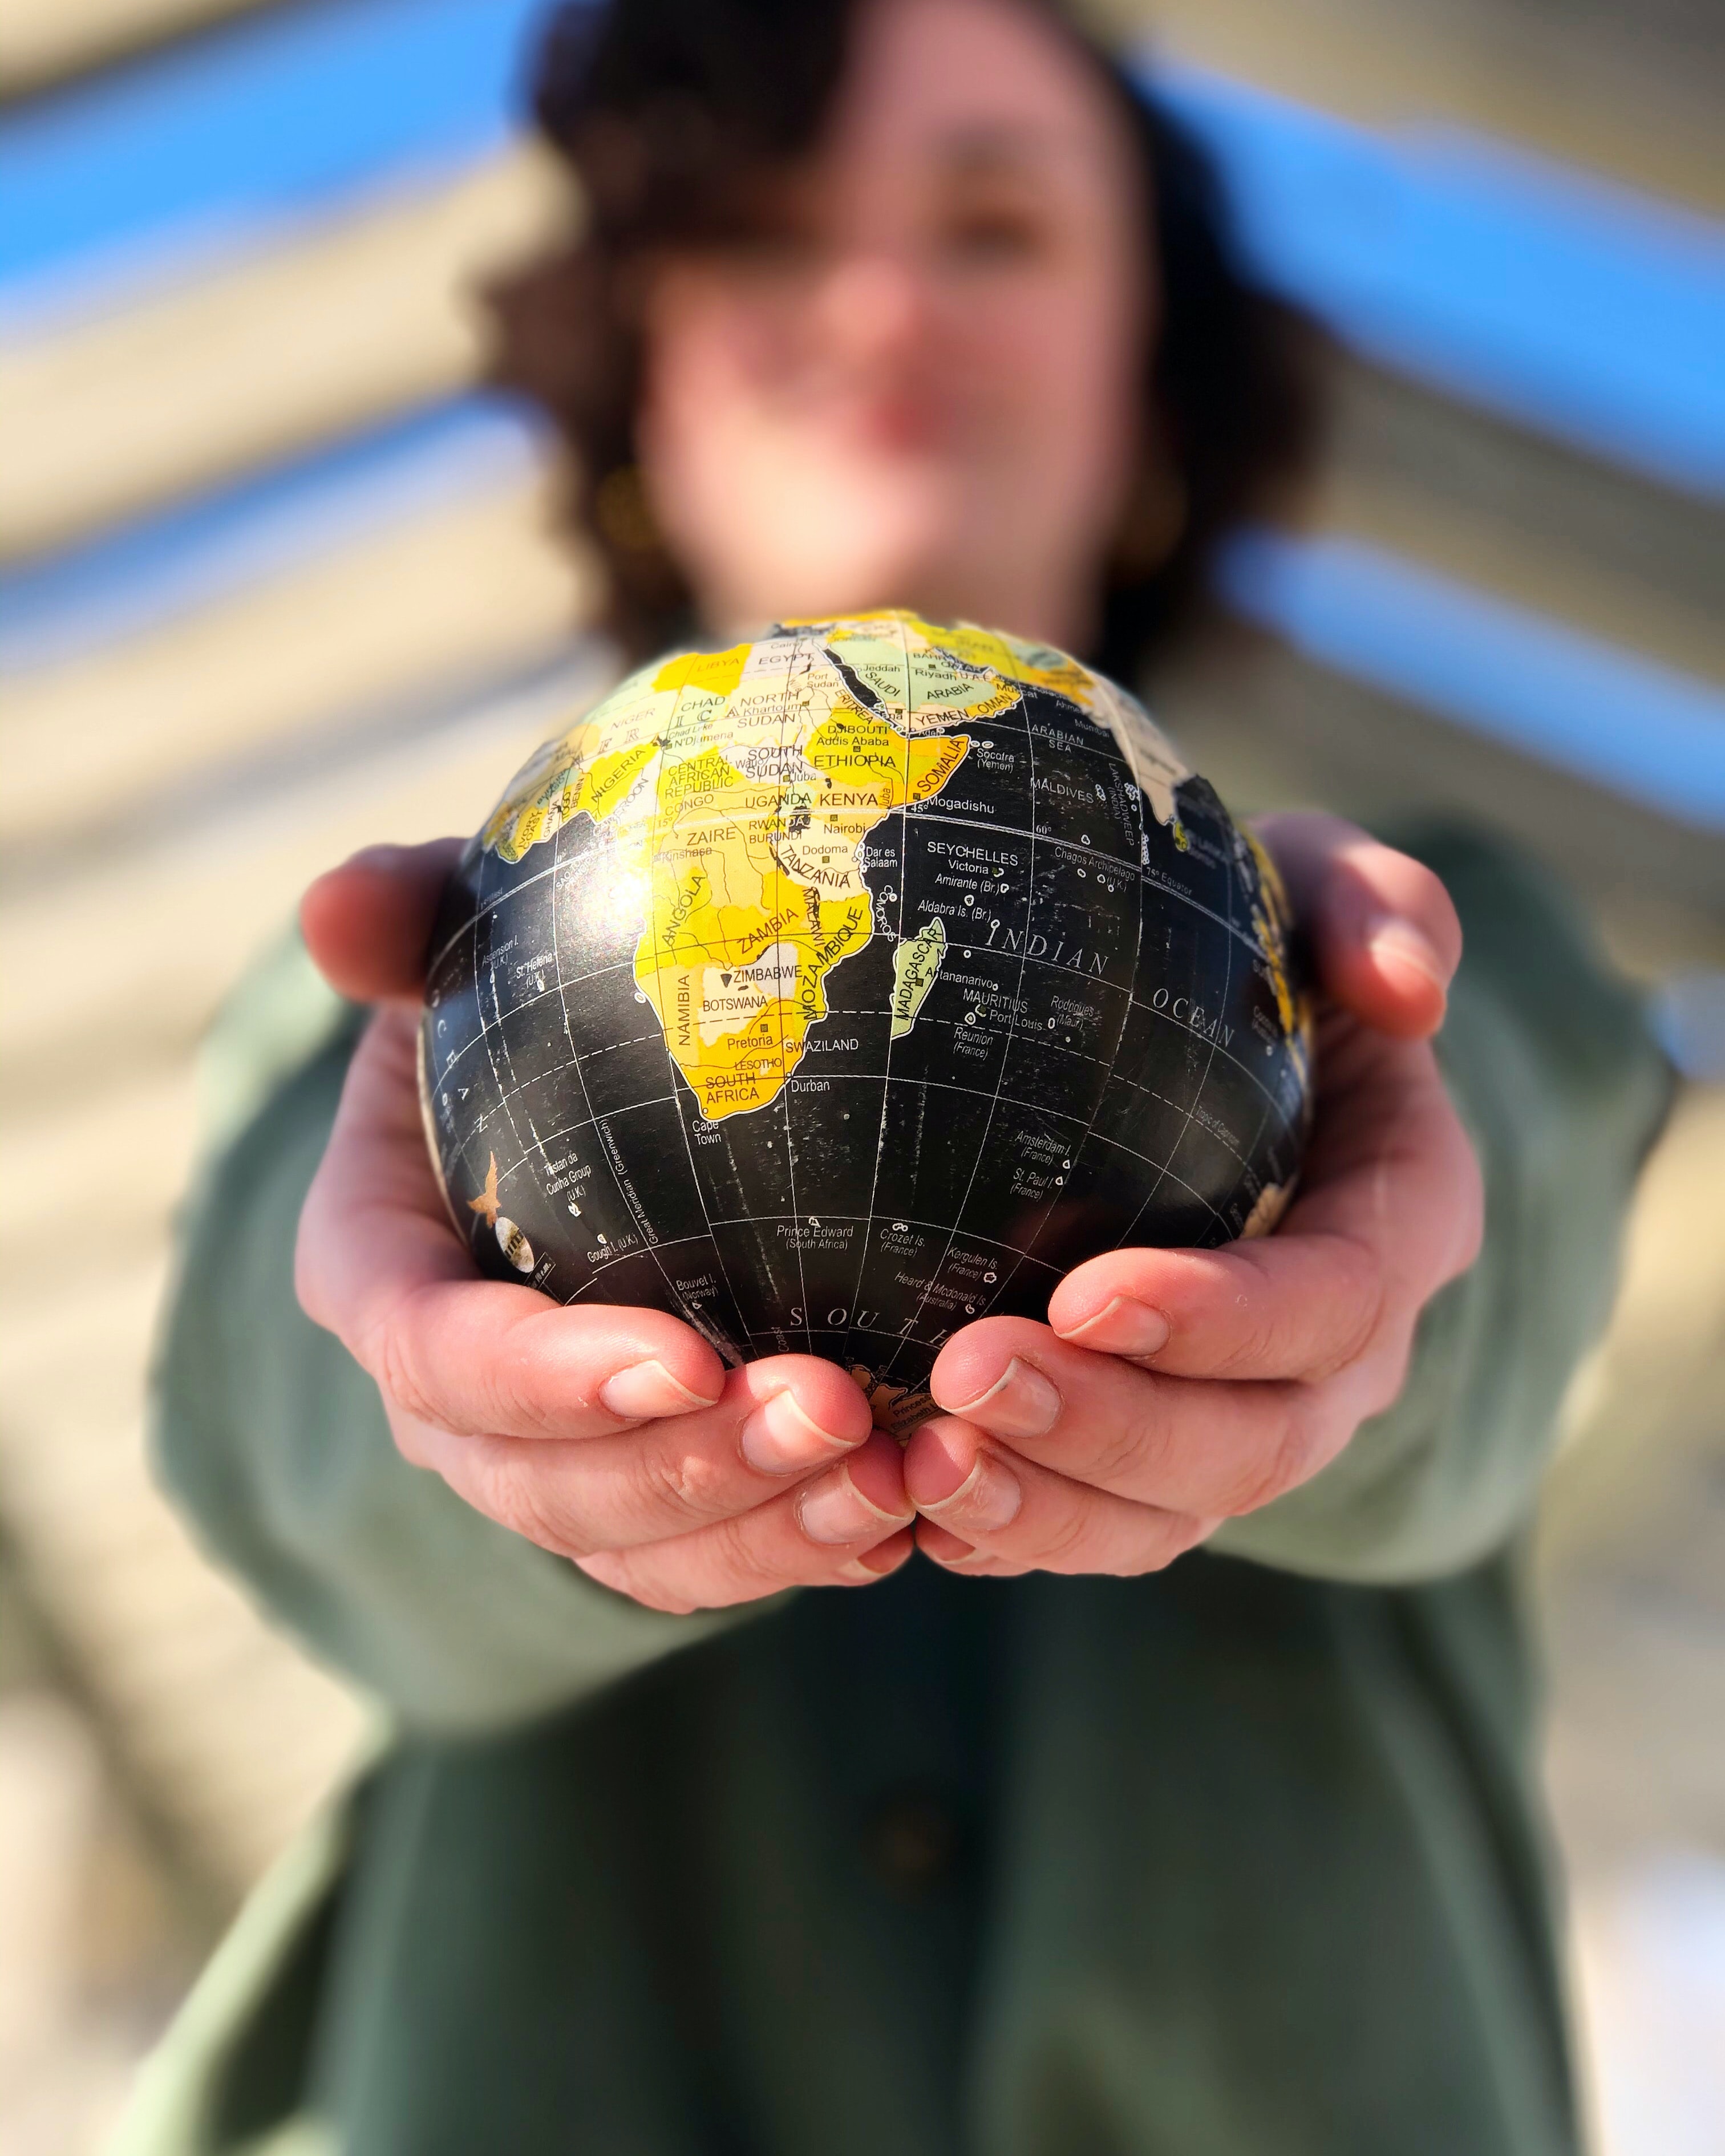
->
[[420, 609, 1311, 1433]]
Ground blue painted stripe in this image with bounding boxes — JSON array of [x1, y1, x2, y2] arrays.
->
[[1217, 528, 1725, 830], [1153, 61, 1725, 498], [6, 366, 1718, 834], [1, 0, 1720, 492], [0, 394, 545, 672], [0, 0, 549, 310]]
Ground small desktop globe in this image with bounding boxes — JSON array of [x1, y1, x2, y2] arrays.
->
[[419, 610, 1312, 1433]]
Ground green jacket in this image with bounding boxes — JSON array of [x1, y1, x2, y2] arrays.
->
[[124, 829, 1669, 2156]]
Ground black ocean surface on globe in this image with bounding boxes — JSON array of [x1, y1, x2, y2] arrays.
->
[[420, 610, 1312, 1433]]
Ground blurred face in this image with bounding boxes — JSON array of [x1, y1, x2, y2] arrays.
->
[[635, 0, 1152, 652]]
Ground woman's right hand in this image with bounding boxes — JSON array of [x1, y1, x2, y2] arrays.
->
[[294, 840, 914, 1615]]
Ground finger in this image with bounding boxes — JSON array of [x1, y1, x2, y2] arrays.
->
[[358, 1255, 882, 1452], [927, 1318, 1361, 1519], [904, 1419, 1210, 1577], [1253, 812, 1460, 1039], [299, 837, 463, 1004], [1046, 1030, 1479, 1382], [573, 1434, 917, 1611], [297, 1009, 734, 1434], [396, 1353, 876, 1553], [913, 1519, 1028, 1575], [1046, 1233, 1380, 1382]]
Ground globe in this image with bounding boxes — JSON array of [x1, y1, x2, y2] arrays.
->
[[419, 610, 1312, 1433]]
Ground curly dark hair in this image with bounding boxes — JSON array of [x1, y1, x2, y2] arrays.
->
[[491, 0, 1325, 681]]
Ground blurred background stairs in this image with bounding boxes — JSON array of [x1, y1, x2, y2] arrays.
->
[[1, 2, 1720, 2149]]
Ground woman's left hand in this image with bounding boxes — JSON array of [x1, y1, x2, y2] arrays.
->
[[903, 814, 1484, 1575]]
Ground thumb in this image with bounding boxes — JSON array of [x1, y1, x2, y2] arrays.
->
[[299, 838, 463, 1004], [1253, 812, 1460, 1041]]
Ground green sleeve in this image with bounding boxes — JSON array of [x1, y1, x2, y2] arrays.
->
[[1210, 826, 1673, 1585], [151, 937, 753, 1739]]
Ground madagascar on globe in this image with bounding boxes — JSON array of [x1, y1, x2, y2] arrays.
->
[[418, 610, 1312, 1434]]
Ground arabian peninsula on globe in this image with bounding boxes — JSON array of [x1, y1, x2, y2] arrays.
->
[[419, 609, 1312, 1433]]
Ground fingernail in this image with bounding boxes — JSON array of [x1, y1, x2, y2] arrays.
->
[[1052, 1295, 1171, 1359], [919, 1450, 1022, 1533], [797, 1464, 910, 1545], [1364, 913, 1445, 988], [598, 1360, 718, 1420], [840, 1541, 910, 1582], [944, 1356, 1061, 1438], [740, 1389, 859, 1475]]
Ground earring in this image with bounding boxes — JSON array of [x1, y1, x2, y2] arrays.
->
[[1109, 460, 1188, 580], [593, 464, 662, 557]]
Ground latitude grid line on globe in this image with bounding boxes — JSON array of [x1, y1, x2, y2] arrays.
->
[[463, 1056, 1244, 1279], [435, 791, 1294, 1130], [452, 711, 1270, 1276], [427, 787, 1273, 983], [445, 930, 1276, 1308], [476, 1074, 1239, 1280], [446, 934, 1297, 1157]]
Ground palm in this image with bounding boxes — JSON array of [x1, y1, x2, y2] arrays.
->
[[294, 816, 1475, 1599]]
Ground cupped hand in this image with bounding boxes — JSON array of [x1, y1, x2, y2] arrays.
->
[[295, 842, 913, 1614], [903, 814, 1483, 1575]]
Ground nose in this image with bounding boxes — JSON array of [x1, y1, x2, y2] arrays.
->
[[815, 249, 936, 369]]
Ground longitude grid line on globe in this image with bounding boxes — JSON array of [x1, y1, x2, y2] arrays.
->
[[1216, 841, 1294, 1190], [841, 607, 919, 1383], [1126, 996, 1293, 1120], [1118, 821, 1242, 1254], [642, 660, 758, 1359], [874, 643, 1043, 1385], [549, 804, 711, 1331], [979, 716, 1156, 1319], [773, 633, 817, 1360], [425, 845, 562, 976], [1218, 961, 1287, 1201], [472, 837, 557, 1292], [454, 961, 1295, 1177], [482, 1112, 606, 1197], [450, 777, 716, 1328]]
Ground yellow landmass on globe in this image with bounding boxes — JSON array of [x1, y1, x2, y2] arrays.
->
[[473, 610, 1192, 1121], [639, 704, 966, 1118], [1245, 830, 1314, 1091], [890, 917, 946, 1038], [1241, 1181, 1294, 1239], [803, 607, 1191, 826], [479, 618, 989, 1120]]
